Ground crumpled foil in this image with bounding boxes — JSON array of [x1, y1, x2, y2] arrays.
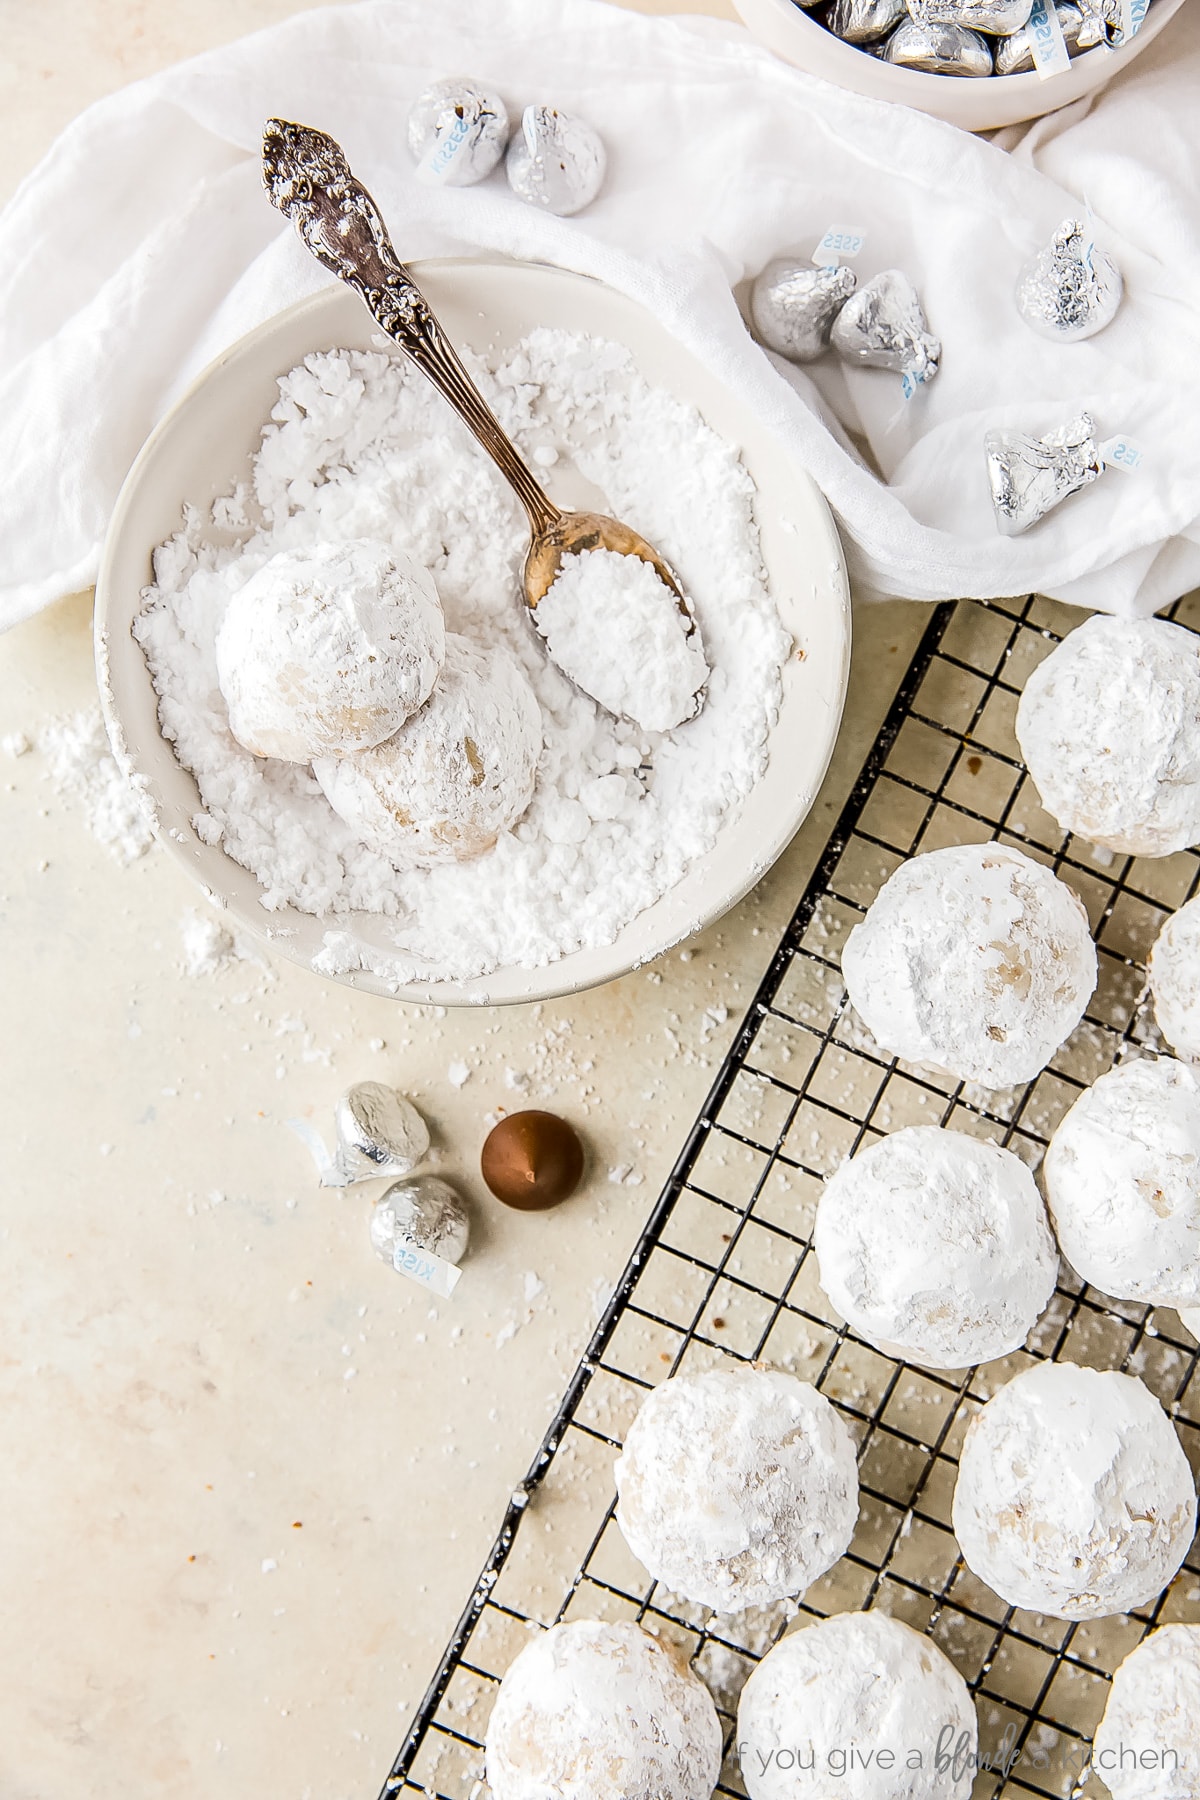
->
[[1015, 219, 1123, 342], [907, 0, 1033, 34], [331, 1081, 430, 1184], [995, 2, 1084, 70], [830, 269, 942, 381], [884, 16, 996, 71], [505, 105, 605, 216], [751, 259, 858, 363], [406, 78, 509, 187], [828, 0, 908, 43], [370, 1175, 471, 1266], [1076, 0, 1125, 44], [986, 413, 1106, 536]]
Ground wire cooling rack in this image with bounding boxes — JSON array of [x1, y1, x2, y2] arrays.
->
[[381, 593, 1200, 1800]]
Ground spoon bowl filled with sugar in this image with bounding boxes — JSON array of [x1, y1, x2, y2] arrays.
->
[[262, 119, 707, 734]]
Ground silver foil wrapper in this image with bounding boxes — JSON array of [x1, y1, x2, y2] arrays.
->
[[830, 269, 941, 381], [995, 2, 1083, 69], [1015, 219, 1123, 341], [828, 0, 908, 42], [370, 1175, 471, 1268], [751, 259, 858, 363], [333, 1081, 430, 1184], [986, 413, 1105, 536], [1076, 0, 1124, 43], [907, 0, 1032, 31], [506, 105, 605, 216], [407, 78, 509, 187], [884, 17, 995, 71]]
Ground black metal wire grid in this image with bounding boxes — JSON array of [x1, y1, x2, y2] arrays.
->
[[380, 592, 1200, 1800]]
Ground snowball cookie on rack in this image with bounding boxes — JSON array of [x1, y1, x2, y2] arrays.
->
[[215, 538, 445, 763], [1093, 1625, 1200, 1800], [484, 1619, 722, 1800], [840, 842, 1096, 1089], [736, 1611, 977, 1800], [313, 634, 542, 867], [814, 1127, 1059, 1370], [952, 1361, 1196, 1621], [1149, 896, 1200, 1060], [1042, 1057, 1200, 1310], [1015, 614, 1200, 857], [614, 1363, 859, 1613]]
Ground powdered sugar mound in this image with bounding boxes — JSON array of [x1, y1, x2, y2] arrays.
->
[[485, 1619, 722, 1800], [1016, 615, 1200, 857], [1043, 1056, 1200, 1309], [814, 1126, 1059, 1369], [313, 634, 540, 865], [736, 1612, 976, 1800], [1094, 1625, 1200, 1800], [179, 907, 267, 976], [135, 332, 788, 981], [215, 538, 444, 762], [1149, 897, 1200, 1060], [536, 547, 708, 732], [841, 842, 1096, 1088], [952, 1361, 1196, 1620], [614, 1363, 859, 1612], [38, 707, 156, 864]]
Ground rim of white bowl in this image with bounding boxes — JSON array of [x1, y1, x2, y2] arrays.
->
[[733, 0, 1187, 132], [95, 261, 851, 1007]]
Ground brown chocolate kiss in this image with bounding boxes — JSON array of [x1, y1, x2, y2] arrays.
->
[[480, 1110, 584, 1211]]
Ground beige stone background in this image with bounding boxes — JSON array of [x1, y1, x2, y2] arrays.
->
[[0, 4, 930, 1795]]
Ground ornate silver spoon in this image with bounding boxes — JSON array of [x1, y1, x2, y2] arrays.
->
[[261, 119, 704, 720]]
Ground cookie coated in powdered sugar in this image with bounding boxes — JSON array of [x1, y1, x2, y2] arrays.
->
[[313, 635, 541, 866], [813, 1127, 1059, 1370], [1093, 1626, 1200, 1800], [736, 1611, 977, 1800], [1149, 895, 1200, 1061], [214, 538, 445, 763], [484, 1619, 722, 1800], [1042, 1056, 1200, 1310], [1015, 615, 1200, 857], [614, 1364, 859, 1612], [952, 1361, 1196, 1621], [840, 842, 1096, 1089]]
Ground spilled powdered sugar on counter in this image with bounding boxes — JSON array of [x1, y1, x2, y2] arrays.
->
[[135, 329, 789, 983]]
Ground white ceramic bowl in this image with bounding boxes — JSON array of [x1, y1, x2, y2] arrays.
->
[[96, 260, 850, 1006], [734, 0, 1186, 131]]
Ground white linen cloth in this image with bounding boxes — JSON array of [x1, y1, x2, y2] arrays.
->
[[2, 0, 1199, 632]]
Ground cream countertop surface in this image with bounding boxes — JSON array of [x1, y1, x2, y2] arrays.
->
[[0, 4, 932, 1795]]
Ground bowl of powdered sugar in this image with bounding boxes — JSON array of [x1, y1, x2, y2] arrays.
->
[[97, 260, 849, 1003]]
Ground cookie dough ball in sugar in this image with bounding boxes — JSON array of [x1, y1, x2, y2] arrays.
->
[[1094, 1626, 1200, 1800], [614, 1364, 859, 1612], [1043, 1057, 1200, 1309], [1015, 615, 1200, 857], [1150, 897, 1200, 1060], [215, 539, 445, 763], [484, 1619, 722, 1800], [313, 634, 541, 866], [814, 1127, 1059, 1369], [736, 1612, 977, 1800], [952, 1361, 1196, 1620], [841, 843, 1096, 1088]]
